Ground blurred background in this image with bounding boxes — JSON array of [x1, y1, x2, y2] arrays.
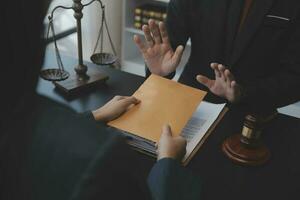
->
[[45, 0, 300, 118], [45, 0, 122, 62]]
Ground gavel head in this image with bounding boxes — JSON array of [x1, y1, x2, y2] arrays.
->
[[240, 112, 278, 148], [222, 110, 277, 166]]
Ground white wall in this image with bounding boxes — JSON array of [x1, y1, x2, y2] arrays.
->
[[46, 0, 123, 62], [83, 0, 122, 60]]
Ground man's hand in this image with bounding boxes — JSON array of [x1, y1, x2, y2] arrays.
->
[[157, 125, 187, 161], [134, 19, 184, 77], [92, 96, 140, 122], [196, 63, 242, 103]]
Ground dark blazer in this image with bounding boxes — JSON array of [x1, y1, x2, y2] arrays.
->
[[0, 1, 201, 199], [0, 96, 202, 200], [165, 0, 300, 112]]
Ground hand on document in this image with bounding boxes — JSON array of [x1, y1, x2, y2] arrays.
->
[[196, 63, 243, 103], [92, 96, 140, 122], [157, 125, 187, 162]]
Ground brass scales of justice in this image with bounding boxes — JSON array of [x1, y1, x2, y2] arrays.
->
[[40, 0, 117, 95]]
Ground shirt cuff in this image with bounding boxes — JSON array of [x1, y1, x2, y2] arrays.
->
[[145, 67, 176, 80], [80, 111, 107, 127]]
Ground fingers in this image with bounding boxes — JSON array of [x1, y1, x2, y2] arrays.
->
[[121, 96, 140, 106], [141, 20, 168, 47], [113, 96, 140, 108], [133, 35, 147, 54], [225, 69, 234, 82], [196, 75, 214, 89], [225, 69, 235, 88], [158, 124, 187, 161], [159, 22, 169, 44], [210, 63, 226, 80], [149, 19, 162, 44], [142, 25, 154, 47], [231, 80, 237, 88], [210, 63, 221, 78], [171, 45, 184, 67], [217, 64, 226, 81], [210, 63, 236, 86]]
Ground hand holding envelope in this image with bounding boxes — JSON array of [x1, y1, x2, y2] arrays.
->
[[108, 74, 207, 142]]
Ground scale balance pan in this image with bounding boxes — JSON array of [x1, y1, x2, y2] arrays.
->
[[40, 69, 70, 81], [90, 53, 117, 65]]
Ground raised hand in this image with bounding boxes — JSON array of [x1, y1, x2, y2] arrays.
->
[[134, 19, 184, 77], [196, 63, 242, 103], [92, 96, 140, 122]]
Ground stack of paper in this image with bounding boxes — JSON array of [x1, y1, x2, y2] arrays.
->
[[181, 101, 226, 165], [108, 74, 226, 165]]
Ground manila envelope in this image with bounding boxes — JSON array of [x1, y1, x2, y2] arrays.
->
[[108, 74, 207, 142]]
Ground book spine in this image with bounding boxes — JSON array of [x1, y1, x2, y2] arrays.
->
[[134, 5, 167, 30], [134, 8, 142, 29]]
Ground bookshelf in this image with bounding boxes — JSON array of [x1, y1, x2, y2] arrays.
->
[[121, 0, 190, 80]]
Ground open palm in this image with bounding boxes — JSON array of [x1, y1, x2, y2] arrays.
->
[[197, 63, 242, 103], [134, 20, 184, 77]]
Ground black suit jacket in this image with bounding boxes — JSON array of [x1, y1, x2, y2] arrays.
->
[[165, 0, 300, 112], [0, 95, 202, 200]]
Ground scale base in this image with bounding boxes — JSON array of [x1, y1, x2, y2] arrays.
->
[[53, 69, 109, 96], [222, 134, 270, 166]]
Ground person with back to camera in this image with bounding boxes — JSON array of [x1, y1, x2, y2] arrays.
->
[[0, 1, 202, 200]]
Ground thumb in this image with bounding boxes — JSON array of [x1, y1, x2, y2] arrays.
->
[[196, 75, 214, 89], [172, 45, 184, 66], [162, 124, 172, 137]]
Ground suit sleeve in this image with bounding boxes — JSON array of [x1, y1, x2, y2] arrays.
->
[[71, 134, 151, 200], [147, 158, 202, 200], [241, 14, 300, 111], [145, 0, 190, 79]]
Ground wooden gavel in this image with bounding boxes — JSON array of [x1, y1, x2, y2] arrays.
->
[[222, 112, 277, 166]]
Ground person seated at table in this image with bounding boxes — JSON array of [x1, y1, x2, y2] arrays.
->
[[134, 0, 300, 113], [0, 1, 201, 200]]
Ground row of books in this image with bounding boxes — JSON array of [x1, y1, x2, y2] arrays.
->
[[134, 4, 167, 30]]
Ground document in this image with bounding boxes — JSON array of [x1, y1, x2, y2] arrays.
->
[[122, 101, 226, 165], [108, 74, 207, 142], [181, 101, 226, 164], [108, 74, 226, 165]]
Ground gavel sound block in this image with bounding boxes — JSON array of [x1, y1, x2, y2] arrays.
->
[[222, 113, 277, 166]]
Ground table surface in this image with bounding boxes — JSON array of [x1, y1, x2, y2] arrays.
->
[[37, 51, 300, 200]]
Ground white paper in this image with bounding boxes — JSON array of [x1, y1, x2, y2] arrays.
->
[[181, 101, 226, 162], [122, 101, 226, 163]]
